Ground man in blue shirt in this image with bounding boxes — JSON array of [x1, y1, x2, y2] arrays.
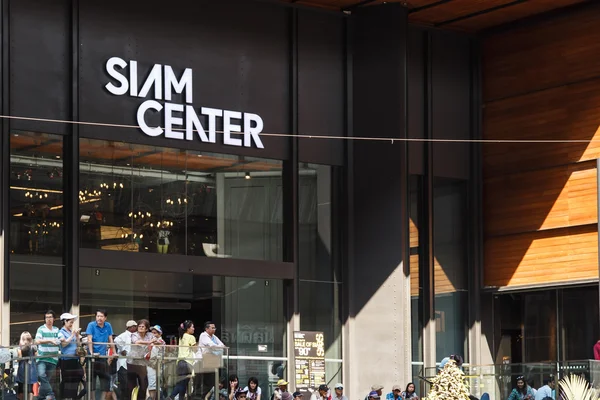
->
[[86, 309, 115, 400]]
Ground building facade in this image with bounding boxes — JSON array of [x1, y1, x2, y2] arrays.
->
[[2, 0, 598, 398]]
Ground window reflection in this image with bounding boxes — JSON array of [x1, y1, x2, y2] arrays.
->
[[9, 131, 64, 344], [298, 163, 342, 384], [79, 138, 283, 261]]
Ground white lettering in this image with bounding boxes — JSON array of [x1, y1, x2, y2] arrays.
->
[[164, 66, 193, 104], [137, 100, 164, 137], [186, 106, 209, 142], [105, 57, 266, 149], [138, 64, 163, 100], [201, 107, 223, 143], [244, 113, 264, 148], [105, 57, 129, 96], [223, 110, 243, 146], [130, 60, 138, 97], [165, 102, 184, 140]]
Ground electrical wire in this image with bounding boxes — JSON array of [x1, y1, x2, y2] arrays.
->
[[0, 114, 595, 144]]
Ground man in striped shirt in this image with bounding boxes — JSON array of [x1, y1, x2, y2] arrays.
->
[[35, 310, 60, 400]]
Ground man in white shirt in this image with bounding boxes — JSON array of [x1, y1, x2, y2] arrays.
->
[[113, 320, 137, 400], [199, 321, 225, 347], [534, 377, 555, 400], [332, 384, 347, 400]]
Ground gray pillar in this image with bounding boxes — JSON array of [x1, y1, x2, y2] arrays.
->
[[345, 4, 410, 398]]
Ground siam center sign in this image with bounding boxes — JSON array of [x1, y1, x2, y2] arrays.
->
[[104, 57, 265, 149]]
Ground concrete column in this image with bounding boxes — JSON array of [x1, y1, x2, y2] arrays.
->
[[345, 3, 410, 399]]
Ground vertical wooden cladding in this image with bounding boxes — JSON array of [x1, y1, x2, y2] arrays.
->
[[482, 3, 600, 288]]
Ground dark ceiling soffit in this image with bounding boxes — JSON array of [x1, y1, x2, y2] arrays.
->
[[342, 0, 377, 12], [435, 0, 526, 27], [409, 0, 453, 14], [481, 0, 594, 36], [254, 0, 348, 15]]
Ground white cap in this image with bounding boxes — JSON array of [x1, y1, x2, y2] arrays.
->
[[60, 313, 78, 321], [334, 384, 343, 390], [126, 320, 137, 328]]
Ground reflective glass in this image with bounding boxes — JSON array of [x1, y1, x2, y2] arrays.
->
[[9, 131, 64, 344], [433, 177, 468, 362], [79, 138, 283, 261], [298, 163, 342, 384]]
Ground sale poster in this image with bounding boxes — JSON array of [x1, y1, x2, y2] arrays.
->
[[293, 331, 325, 391]]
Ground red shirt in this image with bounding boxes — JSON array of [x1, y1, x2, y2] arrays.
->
[[593, 341, 600, 360]]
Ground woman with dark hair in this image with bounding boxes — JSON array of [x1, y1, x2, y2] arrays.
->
[[243, 377, 261, 400], [507, 376, 534, 400], [58, 313, 84, 400], [128, 319, 156, 400], [228, 374, 240, 400], [167, 320, 196, 400], [401, 383, 418, 399]]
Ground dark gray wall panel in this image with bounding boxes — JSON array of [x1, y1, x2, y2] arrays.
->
[[78, 0, 290, 160], [351, 3, 407, 315], [10, 0, 70, 134], [431, 30, 472, 180], [408, 27, 425, 176], [297, 10, 345, 166]]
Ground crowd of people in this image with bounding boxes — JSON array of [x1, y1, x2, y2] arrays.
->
[[9, 309, 356, 400], [507, 376, 556, 400], [9, 309, 235, 400]]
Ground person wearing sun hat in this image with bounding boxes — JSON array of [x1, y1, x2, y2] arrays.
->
[[271, 379, 289, 400], [147, 325, 166, 400]]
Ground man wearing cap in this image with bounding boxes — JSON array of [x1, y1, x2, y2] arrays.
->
[[333, 384, 347, 400], [114, 320, 138, 400], [385, 385, 402, 400], [35, 309, 60, 400], [272, 379, 289, 400], [367, 391, 380, 400], [310, 385, 331, 400], [365, 385, 384, 400], [293, 392, 303, 400]]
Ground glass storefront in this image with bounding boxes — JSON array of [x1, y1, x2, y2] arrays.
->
[[6, 133, 342, 394], [493, 286, 599, 363]]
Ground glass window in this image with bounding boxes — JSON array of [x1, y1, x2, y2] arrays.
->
[[9, 131, 64, 343], [409, 175, 423, 384], [79, 138, 283, 261], [433, 177, 468, 362], [298, 163, 343, 384], [80, 268, 285, 398]]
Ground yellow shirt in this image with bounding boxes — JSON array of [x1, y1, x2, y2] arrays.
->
[[178, 333, 196, 364]]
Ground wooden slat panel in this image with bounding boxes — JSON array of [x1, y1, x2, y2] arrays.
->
[[483, 3, 600, 101], [434, 257, 457, 294], [411, 254, 419, 297], [484, 163, 598, 236], [446, 0, 587, 33], [484, 224, 598, 287], [410, 218, 419, 248], [483, 79, 600, 177], [410, 0, 516, 25]]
